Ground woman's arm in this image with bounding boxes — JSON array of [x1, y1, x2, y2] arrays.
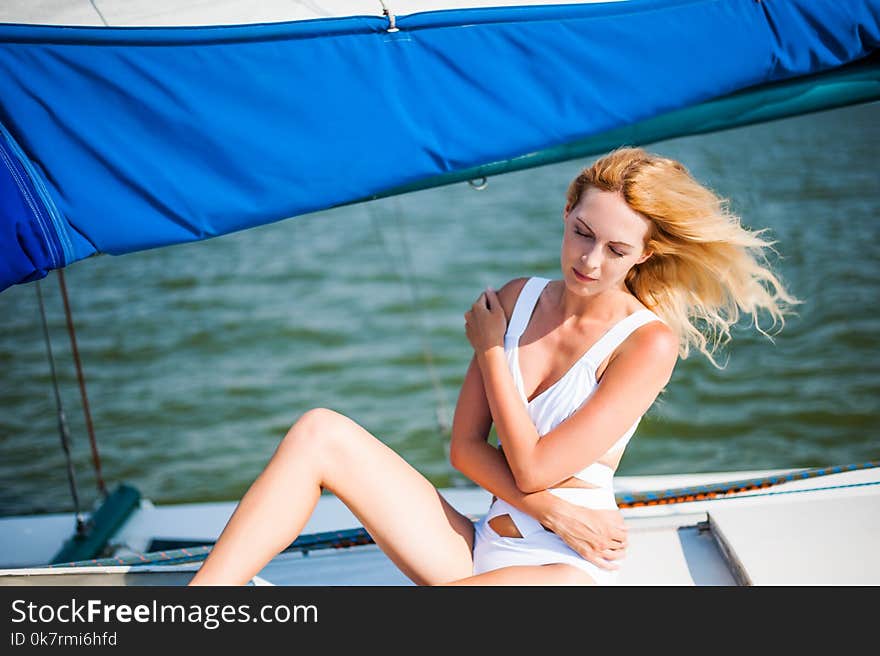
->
[[455, 280, 628, 564], [449, 278, 555, 521], [449, 354, 627, 567], [449, 353, 558, 520], [476, 288, 679, 493]]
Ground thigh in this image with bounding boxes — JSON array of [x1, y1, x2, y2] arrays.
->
[[305, 408, 475, 585], [440, 563, 596, 586]]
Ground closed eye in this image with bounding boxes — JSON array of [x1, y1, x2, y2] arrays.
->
[[575, 228, 625, 257]]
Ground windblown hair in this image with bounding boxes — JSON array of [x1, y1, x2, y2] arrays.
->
[[567, 146, 800, 368]]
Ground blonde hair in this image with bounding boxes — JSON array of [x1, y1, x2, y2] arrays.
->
[[567, 146, 800, 368]]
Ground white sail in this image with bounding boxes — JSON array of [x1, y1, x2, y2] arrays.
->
[[0, 0, 627, 27]]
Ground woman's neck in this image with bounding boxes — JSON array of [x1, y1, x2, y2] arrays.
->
[[551, 280, 635, 327]]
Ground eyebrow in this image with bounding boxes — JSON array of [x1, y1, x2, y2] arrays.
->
[[575, 217, 634, 249]]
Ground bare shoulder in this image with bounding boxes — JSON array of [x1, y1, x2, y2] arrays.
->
[[619, 319, 680, 376], [494, 277, 530, 324]]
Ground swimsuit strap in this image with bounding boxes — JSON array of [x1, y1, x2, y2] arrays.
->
[[583, 309, 662, 367], [505, 277, 550, 341]]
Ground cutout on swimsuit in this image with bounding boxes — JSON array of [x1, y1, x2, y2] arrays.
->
[[488, 513, 560, 538], [488, 514, 524, 538]]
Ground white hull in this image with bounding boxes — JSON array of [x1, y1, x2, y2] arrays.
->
[[2, 467, 878, 585]]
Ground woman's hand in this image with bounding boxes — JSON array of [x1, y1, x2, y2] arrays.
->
[[464, 287, 507, 356], [540, 497, 629, 571]]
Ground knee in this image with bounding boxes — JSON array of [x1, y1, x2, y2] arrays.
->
[[283, 407, 342, 453]]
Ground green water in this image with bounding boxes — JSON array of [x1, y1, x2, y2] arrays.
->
[[1, 103, 878, 516]]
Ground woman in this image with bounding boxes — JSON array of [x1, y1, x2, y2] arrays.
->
[[189, 147, 796, 586]]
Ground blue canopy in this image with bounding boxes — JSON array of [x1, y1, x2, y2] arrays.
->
[[1, 0, 879, 292]]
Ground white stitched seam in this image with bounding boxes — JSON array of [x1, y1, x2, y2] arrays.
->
[[0, 142, 57, 266]]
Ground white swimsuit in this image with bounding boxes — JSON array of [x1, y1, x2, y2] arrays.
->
[[471, 277, 663, 584]]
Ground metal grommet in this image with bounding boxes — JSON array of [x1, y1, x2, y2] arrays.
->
[[468, 177, 488, 191]]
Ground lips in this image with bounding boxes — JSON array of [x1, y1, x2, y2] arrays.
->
[[572, 268, 597, 282]]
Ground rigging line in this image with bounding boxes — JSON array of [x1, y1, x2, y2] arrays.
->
[[36, 279, 87, 536], [389, 196, 452, 434], [365, 199, 452, 434], [57, 269, 107, 497], [616, 460, 880, 508], [377, 1, 398, 32], [88, 0, 110, 27]]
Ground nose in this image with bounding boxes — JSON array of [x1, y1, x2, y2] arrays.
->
[[581, 244, 602, 272]]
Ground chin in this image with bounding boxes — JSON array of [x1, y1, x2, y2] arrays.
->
[[564, 271, 593, 293]]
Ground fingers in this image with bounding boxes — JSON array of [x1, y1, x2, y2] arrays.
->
[[557, 535, 627, 571], [485, 287, 497, 309], [465, 295, 485, 317], [601, 547, 626, 561], [468, 287, 497, 313], [593, 527, 627, 551], [580, 550, 620, 571], [579, 532, 628, 570], [608, 531, 628, 549], [603, 517, 628, 547], [592, 541, 626, 559], [591, 544, 627, 569]]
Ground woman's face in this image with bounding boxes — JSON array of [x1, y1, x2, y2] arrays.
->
[[560, 186, 652, 297]]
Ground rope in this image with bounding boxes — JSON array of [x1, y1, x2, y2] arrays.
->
[[378, 1, 398, 32], [615, 460, 880, 507], [88, 0, 110, 27], [48, 524, 394, 568], [57, 269, 107, 497], [365, 198, 452, 435], [50, 462, 880, 569], [36, 279, 87, 536]]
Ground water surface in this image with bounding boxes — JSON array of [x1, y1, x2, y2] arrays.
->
[[1, 103, 877, 515]]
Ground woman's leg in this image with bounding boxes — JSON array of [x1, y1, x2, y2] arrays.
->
[[188, 408, 475, 586], [441, 564, 596, 586]]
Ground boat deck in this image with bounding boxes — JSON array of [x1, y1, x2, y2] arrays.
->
[[2, 468, 878, 585]]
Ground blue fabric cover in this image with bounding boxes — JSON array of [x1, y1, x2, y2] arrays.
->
[[0, 0, 878, 291], [0, 126, 64, 286]]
